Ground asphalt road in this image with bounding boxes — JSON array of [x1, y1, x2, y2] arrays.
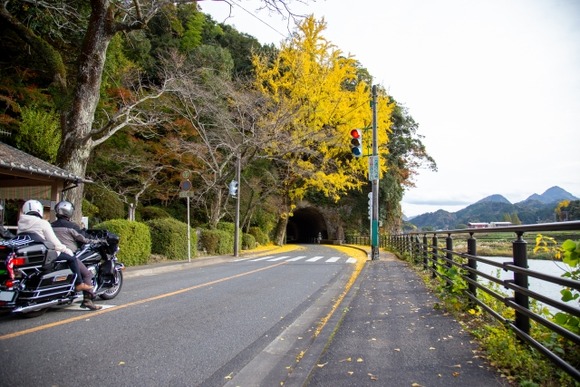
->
[[0, 244, 359, 386]]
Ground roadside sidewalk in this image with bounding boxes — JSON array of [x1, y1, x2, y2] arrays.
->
[[300, 251, 509, 387]]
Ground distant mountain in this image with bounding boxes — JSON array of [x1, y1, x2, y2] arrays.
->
[[476, 194, 511, 204], [408, 186, 578, 230], [523, 186, 578, 204]]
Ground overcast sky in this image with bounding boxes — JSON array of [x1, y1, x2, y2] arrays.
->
[[200, 0, 580, 217]]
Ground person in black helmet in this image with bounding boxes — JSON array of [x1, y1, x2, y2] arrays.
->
[[18, 200, 93, 294], [51, 200, 102, 311]]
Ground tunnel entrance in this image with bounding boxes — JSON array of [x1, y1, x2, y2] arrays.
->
[[286, 207, 328, 243]]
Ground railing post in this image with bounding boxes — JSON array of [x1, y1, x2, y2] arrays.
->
[[422, 234, 428, 270], [445, 234, 453, 289], [467, 232, 477, 299], [513, 231, 530, 336], [413, 235, 421, 264], [431, 234, 438, 278], [399, 235, 403, 253], [445, 233, 453, 269]]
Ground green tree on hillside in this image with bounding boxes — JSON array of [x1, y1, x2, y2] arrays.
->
[[558, 200, 580, 221], [510, 212, 522, 225], [0, 0, 307, 222]]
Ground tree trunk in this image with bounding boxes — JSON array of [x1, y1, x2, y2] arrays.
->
[[58, 2, 114, 222], [273, 215, 288, 246]]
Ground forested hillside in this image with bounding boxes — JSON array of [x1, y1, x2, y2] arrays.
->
[[0, 1, 435, 241]]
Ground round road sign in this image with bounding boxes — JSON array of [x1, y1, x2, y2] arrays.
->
[[180, 180, 192, 191]]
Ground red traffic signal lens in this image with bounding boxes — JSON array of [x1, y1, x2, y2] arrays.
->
[[350, 129, 361, 139]]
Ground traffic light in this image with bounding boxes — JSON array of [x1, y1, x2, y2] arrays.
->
[[228, 180, 238, 197], [350, 129, 362, 157]]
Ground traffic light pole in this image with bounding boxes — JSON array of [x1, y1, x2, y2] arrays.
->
[[371, 85, 379, 260], [233, 154, 241, 257]]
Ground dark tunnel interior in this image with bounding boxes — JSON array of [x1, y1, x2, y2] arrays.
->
[[286, 207, 328, 243]]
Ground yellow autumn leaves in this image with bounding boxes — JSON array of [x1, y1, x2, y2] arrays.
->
[[252, 16, 393, 206]]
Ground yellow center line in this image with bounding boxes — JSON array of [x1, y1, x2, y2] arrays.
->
[[0, 261, 287, 341]]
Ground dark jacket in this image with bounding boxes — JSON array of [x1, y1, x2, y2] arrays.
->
[[51, 217, 94, 253]]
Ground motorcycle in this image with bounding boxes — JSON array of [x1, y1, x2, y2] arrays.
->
[[0, 229, 124, 317]]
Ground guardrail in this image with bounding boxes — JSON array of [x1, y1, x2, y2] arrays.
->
[[384, 221, 580, 382]]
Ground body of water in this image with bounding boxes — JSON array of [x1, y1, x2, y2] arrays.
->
[[475, 257, 578, 314]]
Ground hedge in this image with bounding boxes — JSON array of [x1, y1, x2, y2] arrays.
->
[[248, 227, 269, 245], [93, 219, 151, 266], [146, 218, 197, 260], [242, 233, 256, 250], [200, 229, 233, 255]]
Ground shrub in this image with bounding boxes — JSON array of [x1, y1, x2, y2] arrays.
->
[[199, 229, 233, 255], [217, 230, 234, 255], [242, 233, 256, 250], [199, 229, 219, 254], [141, 206, 173, 221], [15, 106, 61, 163], [248, 227, 269, 245], [93, 219, 151, 266], [217, 222, 235, 233], [146, 218, 197, 260]]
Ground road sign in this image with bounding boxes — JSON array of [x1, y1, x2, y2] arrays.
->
[[181, 170, 191, 179], [180, 180, 192, 191], [179, 191, 195, 198], [368, 155, 379, 181]]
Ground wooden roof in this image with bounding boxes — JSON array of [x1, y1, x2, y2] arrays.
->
[[0, 141, 89, 201]]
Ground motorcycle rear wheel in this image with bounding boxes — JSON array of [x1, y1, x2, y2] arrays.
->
[[99, 270, 123, 300]]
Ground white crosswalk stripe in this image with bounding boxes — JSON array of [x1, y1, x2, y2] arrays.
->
[[267, 255, 290, 261], [286, 255, 307, 261], [249, 256, 274, 261], [243, 255, 356, 264]]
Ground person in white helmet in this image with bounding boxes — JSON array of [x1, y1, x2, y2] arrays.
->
[[17, 200, 92, 293]]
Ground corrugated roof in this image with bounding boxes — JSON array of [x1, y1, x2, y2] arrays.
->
[[0, 141, 90, 183]]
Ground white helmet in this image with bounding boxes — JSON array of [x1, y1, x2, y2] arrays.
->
[[22, 200, 44, 217]]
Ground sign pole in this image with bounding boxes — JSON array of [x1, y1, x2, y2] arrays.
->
[[187, 195, 191, 262], [371, 85, 380, 260], [180, 170, 192, 263]]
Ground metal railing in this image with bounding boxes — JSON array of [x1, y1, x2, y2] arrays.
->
[[386, 221, 580, 382]]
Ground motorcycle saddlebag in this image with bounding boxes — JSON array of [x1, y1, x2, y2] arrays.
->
[[0, 237, 58, 268]]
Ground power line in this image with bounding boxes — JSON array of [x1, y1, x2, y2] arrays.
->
[[216, 0, 289, 39]]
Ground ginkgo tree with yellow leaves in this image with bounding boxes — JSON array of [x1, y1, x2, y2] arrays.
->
[[252, 16, 394, 245]]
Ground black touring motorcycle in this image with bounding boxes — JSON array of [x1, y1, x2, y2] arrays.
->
[[0, 230, 124, 317]]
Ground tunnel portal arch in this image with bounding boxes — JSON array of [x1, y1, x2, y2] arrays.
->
[[286, 207, 328, 243]]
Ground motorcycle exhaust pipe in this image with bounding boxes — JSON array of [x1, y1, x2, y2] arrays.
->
[[12, 294, 83, 314]]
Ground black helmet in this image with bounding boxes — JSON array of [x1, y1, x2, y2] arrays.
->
[[55, 200, 74, 219]]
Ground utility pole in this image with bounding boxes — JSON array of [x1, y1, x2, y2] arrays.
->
[[233, 154, 241, 257], [371, 85, 380, 260]]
